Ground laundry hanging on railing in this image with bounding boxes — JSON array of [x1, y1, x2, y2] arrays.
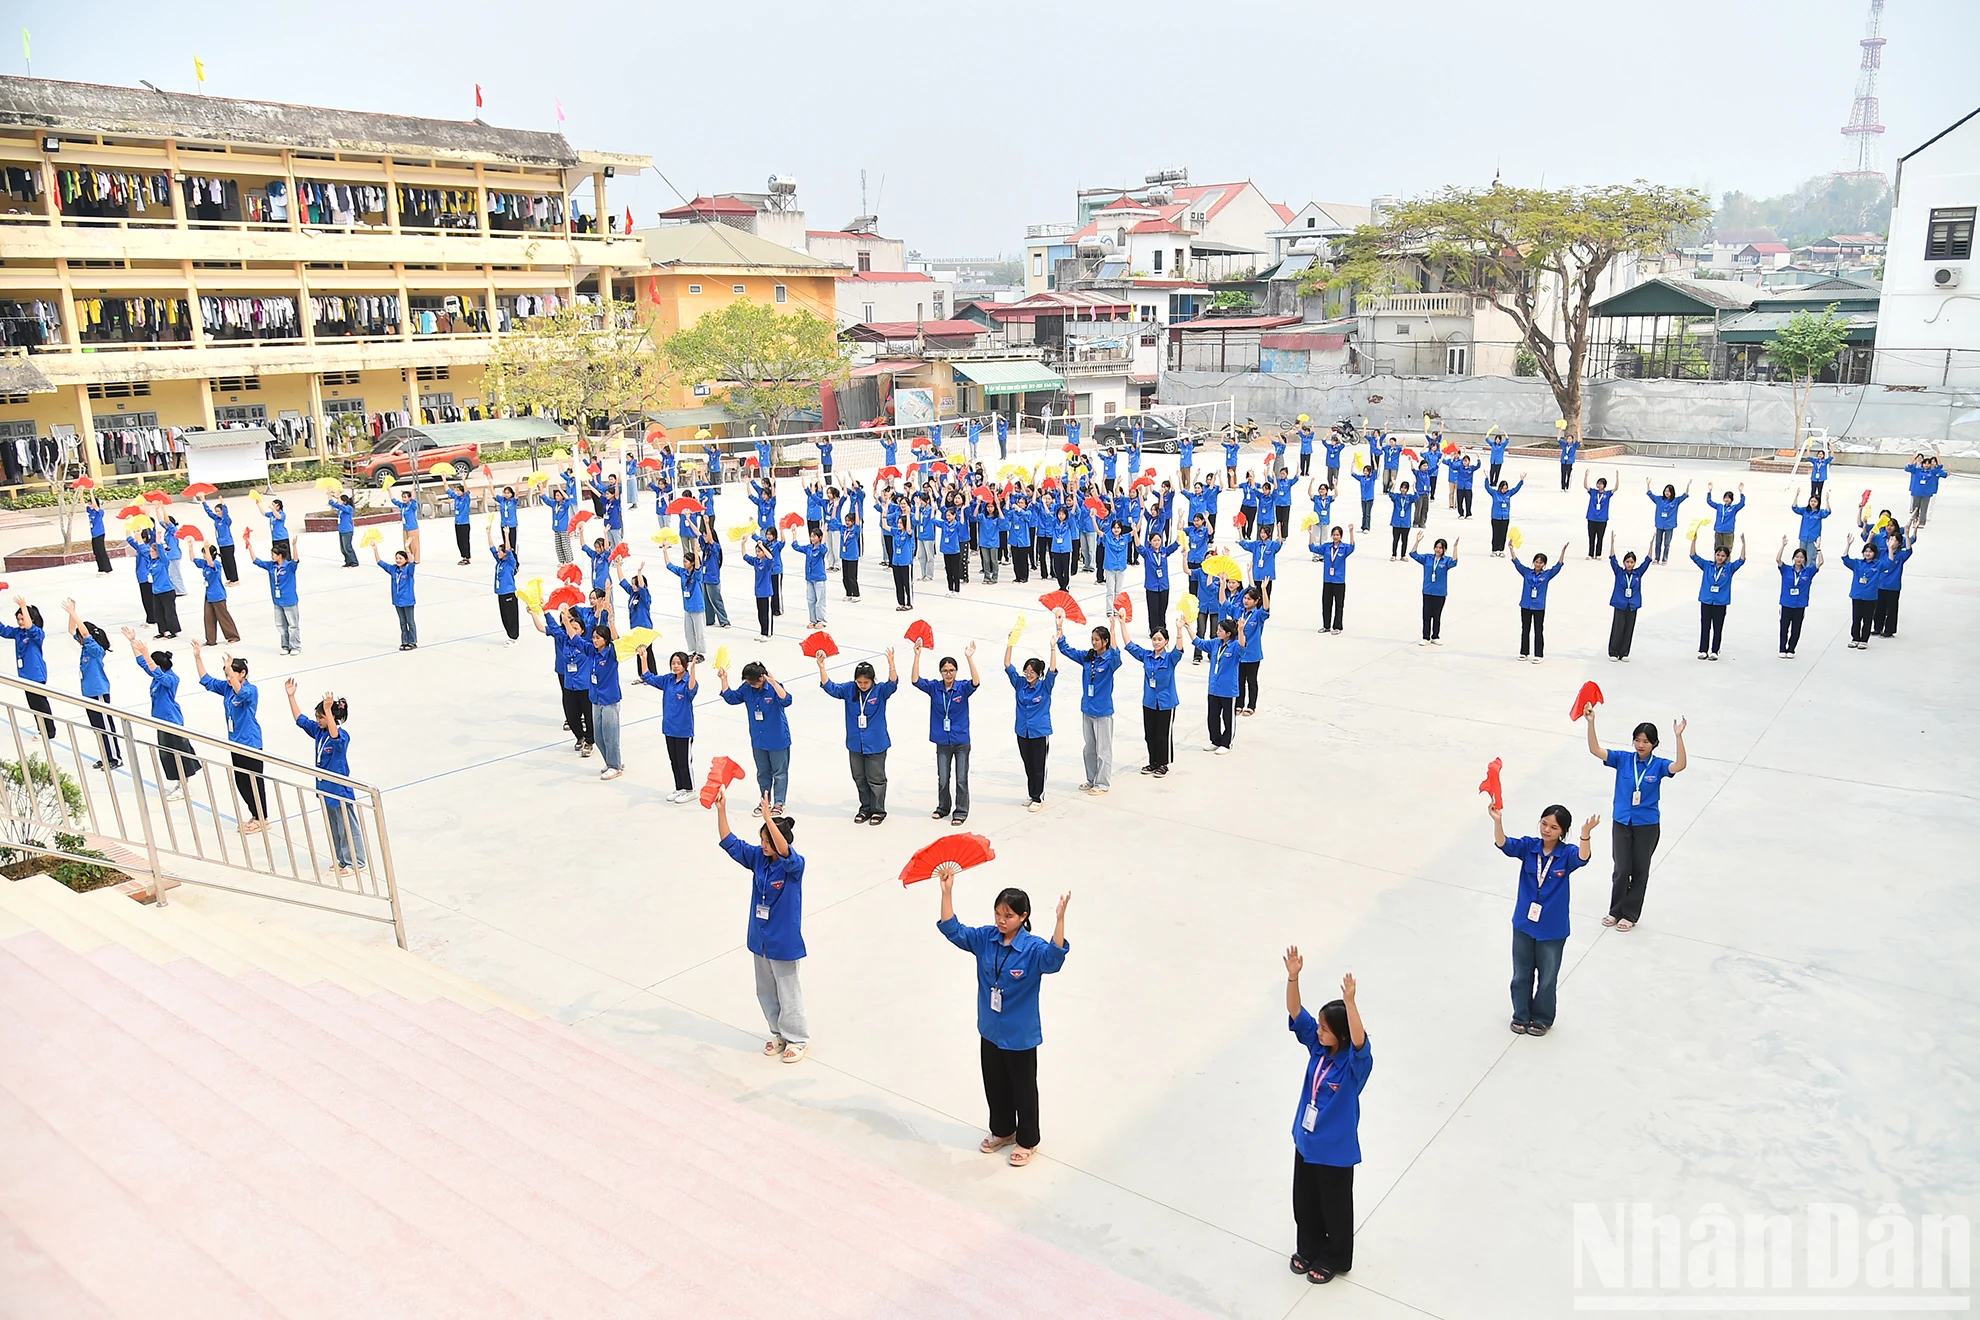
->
[[4, 167, 41, 203], [0, 299, 62, 349], [486, 191, 566, 229], [287, 179, 389, 226], [74, 296, 193, 345], [56, 169, 173, 216], [310, 294, 400, 336], [396, 186, 479, 230], [199, 295, 299, 339]]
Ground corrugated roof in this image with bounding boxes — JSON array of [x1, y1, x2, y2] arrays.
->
[[0, 76, 639, 168], [635, 222, 844, 270], [1170, 314, 1302, 332], [950, 360, 1065, 393], [838, 271, 933, 283], [1717, 309, 1878, 343], [657, 196, 757, 218], [1590, 275, 1760, 318], [841, 320, 984, 341]]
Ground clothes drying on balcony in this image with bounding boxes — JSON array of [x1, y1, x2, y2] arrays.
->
[[0, 299, 62, 349], [56, 168, 172, 216], [397, 186, 479, 230], [199, 295, 300, 339], [311, 294, 400, 337], [488, 191, 566, 229], [4, 166, 43, 202], [75, 296, 193, 346]]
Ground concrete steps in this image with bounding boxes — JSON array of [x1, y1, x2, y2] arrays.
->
[[0, 877, 1203, 1319]]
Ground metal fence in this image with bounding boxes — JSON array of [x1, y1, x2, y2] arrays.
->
[[0, 673, 405, 945]]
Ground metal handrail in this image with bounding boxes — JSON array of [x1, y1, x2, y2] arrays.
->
[[0, 672, 404, 946]]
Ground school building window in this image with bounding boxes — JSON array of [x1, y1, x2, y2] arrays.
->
[[774, 284, 787, 304], [320, 370, 361, 386], [1926, 207, 1974, 261], [88, 381, 153, 400], [688, 283, 702, 295], [210, 376, 261, 393], [857, 251, 871, 273], [733, 284, 746, 295]]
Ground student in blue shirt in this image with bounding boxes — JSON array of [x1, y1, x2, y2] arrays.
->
[[1123, 621, 1183, 776], [660, 543, 708, 660], [247, 532, 302, 655], [1790, 488, 1831, 560], [86, 494, 113, 575], [1605, 535, 1652, 661], [123, 630, 201, 801], [1487, 477, 1523, 555], [741, 535, 780, 640], [1687, 532, 1745, 660], [713, 788, 810, 1064], [1352, 463, 1379, 532], [1322, 434, 1348, 487], [1409, 532, 1459, 644], [61, 600, 121, 769], [531, 606, 596, 754], [911, 639, 979, 824], [1905, 453, 1944, 525], [937, 878, 1070, 1168], [256, 494, 292, 557], [1871, 524, 1916, 639], [588, 623, 627, 781], [719, 660, 793, 812], [285, 679, 364, 874], [1004, 638, 1059, 811], [2, 596, 52, 737], [635, 649, 701, 800], [1840, 538, 1883, 648], [199, 497, 239, 582], [1385, 482, 1416, 559], [326, 493, 358, 568], [1139, 530, 1179, 635], [1774, 537, 1823, 657], [1235, 586, 1270, 715], [1489, 801, 1596, 1034], [817, 648, 899, 824], [371, 543, 421, 650], [1584, 710, 1685, 930], [1191, 615, 1244, 751], [837, 508, 864, 602], [1645, 480, 1690, 563], [546, 486, 575, 565], [489, 525, 522, 645], [126, 529, 173, 637], [1581, 472, 1617, 558], [1055, 610, 1123, 795], [444, 482, 475, 564], [191, 543, 240, 646], [1486, 430, 1510, 483], [1318, 525, 1355, 633], [1282, 952, 1370, 1284], [390, 486, 422, 557], [1222, 436, 1242, 487], [1805, 444, 1831, 501], [1510, 544, 1568, 662], [1558, 435, 1580, 489], [191, 642, 267, 831], [1705, 483, 1746, 553]]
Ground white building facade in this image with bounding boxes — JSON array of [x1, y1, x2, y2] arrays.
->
[[1872, 106, 1980, 388]]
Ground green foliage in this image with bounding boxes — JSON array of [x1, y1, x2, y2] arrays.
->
[[662, 302, 848, 446], [1211, 289, 1254, 310], [1769, 304, 1852, 380], [1513, 345, 1540, 377], [1320, 181, 1710, 437], [0, 756, 85, 856], [1715, 176, 1891, 249], [486, 305, 665, 439]]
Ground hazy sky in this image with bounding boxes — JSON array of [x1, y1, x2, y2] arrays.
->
[[17, 0, 1978, 255]]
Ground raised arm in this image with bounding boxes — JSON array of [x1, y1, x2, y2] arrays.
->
[[939, 869, 956, 924], [910, 642, 923, 684], [1577, 815, 1599, 863], [1489, 801, 1507, 847], [1671, 717, 1688, 774], [1340, 973, 1365, 1048], [964, 640, 980, 685], [284, 677, 301, 720], [1585, 708, 1604, 760], [1050, 891, 1069, 949]]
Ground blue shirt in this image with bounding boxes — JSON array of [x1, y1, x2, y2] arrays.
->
[[1489, 481, 1522, 520], [721, 680, 792, 750], [265, 509, 289, 540], [1690, 554, 1743, 605], [1906, 463, 1943, 497], [195, 559, 227, 602], [555, 629, 594, 691], [639, 670, 698, 737], [667, 562, 706, 613], [199, 675, 262, 749], [1387, 491, 1415, 528], [1561, 440, 1580, 463], [1141, 540, 1176, 590], [1777, 562, 1818, 608], [1711, 496, 1745, 534], [1411, 551, 1456, 596], [1512, 557, 1563, 609], [1608, 557, 1648, 609], [334, 502, 355, 534], [1792, 503, 1830, 543], [1586, 488, 1614, 521], [201, 502, 233, 545], [1005, 665, 1056, 738], [937, 917, 1069, 1051], [0, 622, 47, 683], [1192, 636, 1241, 696], [1057, 640, 1122, 718], [136, 657, 184, 725], [493, 552, 518, 596], [1649, 491, 1687, 530], [1123, 643, 1182, 710], [720, 833, 806, 961], [294, 714, 354, 799], [1841, 554, 1882, 601], [379, 561, 417, 607], [1605, 749, 1675, 827], [88, 505, 106, 537], [1320, 540, 1354, 582], [253, 557, 299, 607], [77, 636, 110, 698], [1288, 1011, 1373, 1167], [588, 644, 622, 705], [821, 677, 896, 753], [1353, 470, 1379, 500], [1499, 834, 1587, 942], [913, 676, 975, 745], [1238, 606, 1270, 662]]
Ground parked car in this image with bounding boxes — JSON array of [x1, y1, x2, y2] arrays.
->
[[1088, 414, 1205, 454], [343, 428, 481, 487]]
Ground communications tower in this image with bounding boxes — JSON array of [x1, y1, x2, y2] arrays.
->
[[1838, 0, 1887, 181]]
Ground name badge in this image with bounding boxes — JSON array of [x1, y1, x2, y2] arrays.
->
[[755, 904, 771, 921], [1150, 677, 1158, 689], [1302, 1103, 1319, 1132], [989, 988, 1004, 1013], [1528, 902, 1543, 923], [754, 709, 764, 721], [1625, 587, 1633, 598], [1632, 791, 1642, 806], [858, 713, 868, 729]]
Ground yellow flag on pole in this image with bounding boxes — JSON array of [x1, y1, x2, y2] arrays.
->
[[194, 56, 207, 85]]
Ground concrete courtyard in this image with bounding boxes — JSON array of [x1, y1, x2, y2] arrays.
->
[[15, 443, 1976, 1318]]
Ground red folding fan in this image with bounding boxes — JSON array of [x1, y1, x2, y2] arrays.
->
[[1569, 681, 1605, 722], [699, 755, 747, 808], [798, 631, 839, 659], [1038, 590, 1085, 624], [1478, 757, 1504, 811], [899, 833, 998, 886]]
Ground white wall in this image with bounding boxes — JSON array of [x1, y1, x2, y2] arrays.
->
[[1873, 112, 1980, 387], [810, 232, 906, 272], [834, 274, 957, 329]]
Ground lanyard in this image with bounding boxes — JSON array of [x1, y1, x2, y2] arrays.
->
[[1632, 755, 1652, 797], [1309, 1051, 1335, 1105]]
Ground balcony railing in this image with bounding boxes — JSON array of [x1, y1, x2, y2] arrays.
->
[[1361, 293, 1473, 315], [1026, 223, 1079, 239]]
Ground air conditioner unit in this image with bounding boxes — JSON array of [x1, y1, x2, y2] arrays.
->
[[1933, 267, 1962, 288]]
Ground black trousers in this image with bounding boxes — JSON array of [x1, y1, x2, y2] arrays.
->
[[1051, 551, 1071, 590], [1455, 488, 1473, 518], [1609, 820, 1661, 922], [1519, 607, 1546, 658], [981, 1038, 1041, 1149], [92, 534, 113, 573], [138, 581, 156, 625], [1276, 507, 1290, 538], [1145, 588, 1169, 635], [666, 735, 694, 791], [1207, 694, 1234, 747], [1850, 597, 1875, 643], [218, 542, 239, 582], [1293, 1155, 1355, 1274], [944, 550, 966, 592], [1017, 735, 1049, 802], [505, 526, 518, 555], [1298, 453, 1311, 475], [1698, 603, 1727, 654], [1875, 589, 1900, 637], [560, 687, 594, 745], [1390, 527, 1408, 556], [1238, 660, 1261, 711], [771, 574, 783, 616], [88, 694, 123, 767], [1421, 595, 1445, 640], [153, 589, 182, 637], [1012, 545, 1031, 583], [893, 564, 913, 607], [1560, 461, 1574, 490], [1488, 461, 1502, 484], [755, 595, 775, 637], [1779, 606, 1805, 654], [1586, 520, 1607, 558], [497, 593, 520, 640], [1608, 608, 1637, 659], [1142, 705, 1173, 770], [23, 690, 54, 739], [231, 751, 269, 822], [842, 559, 860, 598], [1491, 518, 1509, 553], [1241, 507, 1258, 537], [455, 524, 472, 560], [1321, 581, 1345, 630], [158, 730, 201, 784]]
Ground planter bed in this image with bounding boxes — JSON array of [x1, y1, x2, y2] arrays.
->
[[5, 543, 131, 573]]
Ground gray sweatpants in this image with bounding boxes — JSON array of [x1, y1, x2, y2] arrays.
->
[[682, 610, 707, 658], [753, 954, 809, 1046], [1081, 713, 1113, 790]]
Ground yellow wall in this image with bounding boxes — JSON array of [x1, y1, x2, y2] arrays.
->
[[639, 271, 841, 409]]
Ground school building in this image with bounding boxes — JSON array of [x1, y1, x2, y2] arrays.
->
[[0, 75, 651, 484]]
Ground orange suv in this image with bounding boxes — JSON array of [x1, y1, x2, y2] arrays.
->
[[343, 429, 481, 487]]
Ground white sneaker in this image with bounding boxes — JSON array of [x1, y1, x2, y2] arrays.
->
[[1213, 745, 1231, 756], [1432, 638, 1443, 645], [1531, 655, 1544, 664], [1026, 800, 1045, 813], [600, 767, 623, 780], [163, 787, 185, 803], [1419, 639, 1432, 647], [1697, 651, 1708, 660]]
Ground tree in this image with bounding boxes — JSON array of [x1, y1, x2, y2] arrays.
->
[[1768, 304, 1852, 448], [484, 304, 665, 444], [662, 302, 848, 461], [1318, 182, 1710, 442]]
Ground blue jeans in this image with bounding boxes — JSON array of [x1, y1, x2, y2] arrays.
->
[[1511, 930, 1565, 1026], [752, 745, 791, 807], [703, 582, 731, 627], [324, 797, 367, 870], [593, 701, 622, 770], [1652, 527, 1674, 561], [395, 604, 418, 647]]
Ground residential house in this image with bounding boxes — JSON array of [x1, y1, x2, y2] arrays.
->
[[1024, 174, 1295, 294], [1871, 105, 1979, 387], [834, 271, 954, 331], [1737, 242, 1792, 270]]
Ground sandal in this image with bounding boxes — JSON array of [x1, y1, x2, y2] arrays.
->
[[1007, 1146, 1035, 1167], [1600, 915, 1619, 927], [1616, 919, 1635, 931], [980, 1134, 1017, 1155], [764, 1036, 785, 1056], [1288, 1255, 1309, 1276], [781, 1043, 807, 1064], [1306, 1267, 1336, 1285]]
